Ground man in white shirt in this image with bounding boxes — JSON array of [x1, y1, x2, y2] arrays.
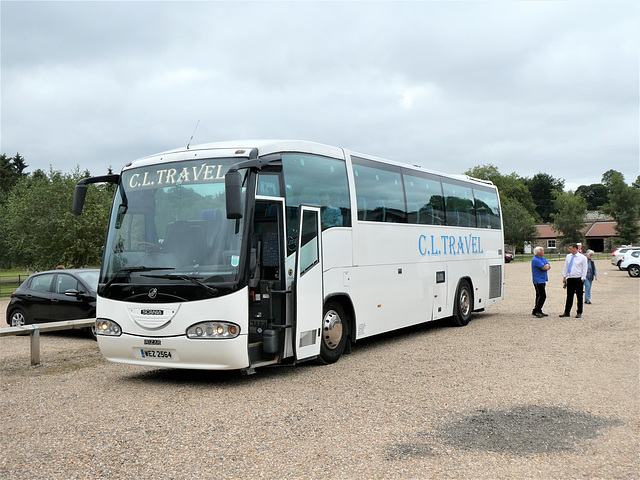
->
[[559, 243, 588, 318]]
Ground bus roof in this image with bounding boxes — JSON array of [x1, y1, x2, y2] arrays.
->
[[124, 139, 495, 188]]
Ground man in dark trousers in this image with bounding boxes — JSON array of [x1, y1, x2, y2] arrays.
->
[[560, 243, 588, 318], [531, 246, 551, 317]]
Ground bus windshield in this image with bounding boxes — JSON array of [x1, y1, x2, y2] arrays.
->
[[100, 158, 246, 300]]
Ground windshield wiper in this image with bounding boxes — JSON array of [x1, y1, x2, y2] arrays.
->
[[101, 266, 175, 293], [141, 274, 219, 296]]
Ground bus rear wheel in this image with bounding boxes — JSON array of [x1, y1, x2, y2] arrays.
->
[[452, 280, 472, 327], [317, 301, 348, 364]]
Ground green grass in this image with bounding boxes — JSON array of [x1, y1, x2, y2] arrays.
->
[[510, 253, 610, 262], [0, 268, 30, 297]]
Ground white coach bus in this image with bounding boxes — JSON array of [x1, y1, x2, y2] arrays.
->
[[73, 140, 504, 373]]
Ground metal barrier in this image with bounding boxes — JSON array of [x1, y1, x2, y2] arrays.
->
[[0, 319, 95, 366]]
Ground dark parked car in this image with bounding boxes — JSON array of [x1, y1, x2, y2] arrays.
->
[[5, 269, 99, 336]]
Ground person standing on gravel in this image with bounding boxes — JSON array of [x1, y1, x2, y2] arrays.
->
[[584, 250, 597, 304], [531, 246, 551, 318], [560, 243, 588, 318]]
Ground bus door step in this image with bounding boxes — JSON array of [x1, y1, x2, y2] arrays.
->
[[250, 357, 280, 369], [248, 342, 279, 366]]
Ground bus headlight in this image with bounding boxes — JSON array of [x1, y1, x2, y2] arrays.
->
[[96, 319, 122, 336], [187, 322, 240, 339]]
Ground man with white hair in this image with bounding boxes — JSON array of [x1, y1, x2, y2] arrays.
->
[[531, 246, 551, 318]]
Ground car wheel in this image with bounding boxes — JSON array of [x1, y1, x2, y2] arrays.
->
[[84, 326, 97, 340], [9, 309, 28, 327], [628, 265, 640, 277], [617, 260, 623, 270]]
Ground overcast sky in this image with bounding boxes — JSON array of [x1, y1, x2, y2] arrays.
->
[[1, 1, 638, 191]]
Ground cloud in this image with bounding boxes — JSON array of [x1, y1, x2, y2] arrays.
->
[[1, 1, 637, 188]]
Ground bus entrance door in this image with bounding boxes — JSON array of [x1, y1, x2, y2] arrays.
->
[[294, 206, 323, 361]]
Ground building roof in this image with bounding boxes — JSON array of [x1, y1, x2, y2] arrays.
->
[[535, 224, 557, 239], [536, 220, 639, 239], [584, 221, 618, 237]]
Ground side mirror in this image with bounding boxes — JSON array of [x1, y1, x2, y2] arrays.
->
[[225, 170, 243, 219], [72, 174, 119, 216], [64, 289, 80, 298], [72, 185, 88, 216]]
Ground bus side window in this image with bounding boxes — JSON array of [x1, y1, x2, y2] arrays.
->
[[257, 174, 280, 196], [442, 181, 475, 228], [402, 170, 444, 226], [473, 187, 501, 230], [352, 157, 404, 223]]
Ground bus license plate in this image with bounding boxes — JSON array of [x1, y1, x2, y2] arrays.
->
[[139, 349, 173, 359]]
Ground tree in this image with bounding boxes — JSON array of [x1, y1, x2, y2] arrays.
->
[[601, 171, 640, 245], [633, 175, 640, 189], [602, 169, 621, 190], [0, 152, 28, 200], [575, 183, 609, 211], [0, 153, 29, 267], [0, 167, 113, 269], [501, 197, 538, 251], [526, 173, 565, 222], [551, 191, 587, 247]]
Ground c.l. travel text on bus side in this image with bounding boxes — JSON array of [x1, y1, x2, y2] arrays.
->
[[418, 234, 484, 256]]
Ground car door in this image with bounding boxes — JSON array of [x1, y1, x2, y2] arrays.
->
[[52, 273, 89, 321], [24, 273, 56, 322]]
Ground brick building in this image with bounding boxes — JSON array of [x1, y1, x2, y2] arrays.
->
[[533, 219, 637, 253]]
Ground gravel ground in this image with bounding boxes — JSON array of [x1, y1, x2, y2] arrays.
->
[[0, 259, 638, 479]]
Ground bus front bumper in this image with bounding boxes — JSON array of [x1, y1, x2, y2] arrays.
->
[[97, 334, 250, 370]]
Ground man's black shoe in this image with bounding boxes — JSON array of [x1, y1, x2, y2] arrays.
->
[[535, 312, 545, 318], [576, 314, 582, 318], [559, 313, 570, 317]]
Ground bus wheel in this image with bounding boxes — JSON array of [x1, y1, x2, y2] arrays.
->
[[452, 281, 472, 327], [317, 301, 348, 364]]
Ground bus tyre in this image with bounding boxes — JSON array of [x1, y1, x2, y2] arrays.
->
[[452, 281, 472, 327], [317, 301, 348, 365]]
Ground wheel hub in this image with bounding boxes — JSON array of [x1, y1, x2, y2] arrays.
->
[[11, 312, 26, 327], [460, 291, 470, 315], [322, 310, 343, 350]]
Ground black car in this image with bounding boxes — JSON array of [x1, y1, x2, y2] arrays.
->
[[6, 269, 99, 335]]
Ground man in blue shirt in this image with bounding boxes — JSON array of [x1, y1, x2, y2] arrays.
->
[[531, 246, 551, 318]]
